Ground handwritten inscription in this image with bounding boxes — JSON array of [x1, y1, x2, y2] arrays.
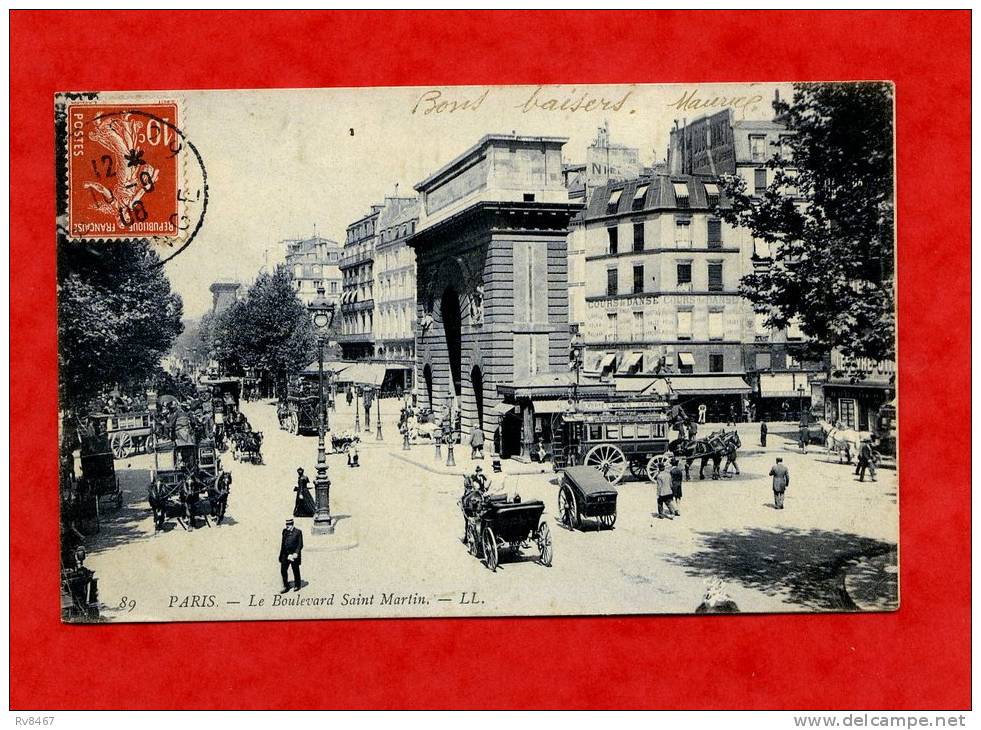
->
[[516, 85, 635, 114], [668, 88, 764, 114], [412, 88, 490, 115]]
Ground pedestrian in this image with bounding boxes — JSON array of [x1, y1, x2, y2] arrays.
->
[[669, 457, 684, 503], [856, 436, 878, 482], [656, 462, 679, 519], [760, 419, 768, 448], [726, 404, 736, 427], [293, 467, 315, 518], [698, 403, 707, 424], [346, 386, 353, 407], [278, 519, 304, 593], [798, 421, 808, 454], [722, 440, 740, 477], [769, 456, 790, 509], [470, 424, 485, 460], [347, 437, 360, 468]]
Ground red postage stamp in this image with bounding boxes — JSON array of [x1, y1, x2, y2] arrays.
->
[[66, 101, 180, 239]]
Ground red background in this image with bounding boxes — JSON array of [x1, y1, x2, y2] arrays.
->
[[10, 11, 971, 710]]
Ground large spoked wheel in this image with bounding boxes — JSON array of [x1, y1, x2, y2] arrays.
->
[[628, 461, 647, 479], [112, 433, 133, 459], [558, 487, 578, 530], [585, 444, 627, 484], [599, 513, 617, 529], [646, 453, 672, 482], [482, 527, 498, 572], [537, 522, 553, 567]]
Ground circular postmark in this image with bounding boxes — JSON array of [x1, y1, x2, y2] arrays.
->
[[62, 98, 208, 265]]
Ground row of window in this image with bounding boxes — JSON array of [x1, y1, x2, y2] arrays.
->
[[603, 308, 727, 342], [585, 422, 668, 441], [346, 218, 376, 244], [606, 181, 721, 216], [379, 220, 417, 243], [607, 217, 725, 255], [606, 261, 724, 296]]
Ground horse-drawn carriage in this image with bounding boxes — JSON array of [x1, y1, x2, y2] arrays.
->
[[548, 404, 672, 485], [104, 410, 154, 459], [230, 428, 264, 464], [76, 419, 124, 511], [199, 376, 242, 447], [147, 435, 231, 530], [279, 392, 320, 435], [668, 428, 741, 480], [557, 465, 619, 530], [459, 476, 553, 571]]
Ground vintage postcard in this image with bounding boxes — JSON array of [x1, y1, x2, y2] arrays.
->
[[56, 82, 898, 623]]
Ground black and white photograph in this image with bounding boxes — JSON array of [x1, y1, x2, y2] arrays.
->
[[56, 81, 898, 623]]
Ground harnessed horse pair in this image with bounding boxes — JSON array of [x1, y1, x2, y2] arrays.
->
[[668, 430, 742, 480]]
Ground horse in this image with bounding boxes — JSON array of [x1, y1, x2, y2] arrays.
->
[[824, 422, 864, 464], [669, 430, 730, 480], [207, 471, 232, 524], [147, 478, 168, 531]]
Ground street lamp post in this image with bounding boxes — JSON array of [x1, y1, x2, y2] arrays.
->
[[376, 393, 383, 441], [354, 387, 361, 432], [308, 286, 335, 536], [797, 384, 806, 425]]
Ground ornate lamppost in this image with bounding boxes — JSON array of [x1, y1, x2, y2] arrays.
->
[[308, 285, 335, 536], [568, 325, 584, 406]]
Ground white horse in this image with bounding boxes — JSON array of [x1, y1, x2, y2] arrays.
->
[[821, 421, 868, 464]]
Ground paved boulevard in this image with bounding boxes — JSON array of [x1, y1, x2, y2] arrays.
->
[[84, 398, 899, 622]]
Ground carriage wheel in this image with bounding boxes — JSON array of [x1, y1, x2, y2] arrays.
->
[[646, 454, 672, 482], [481, 527, 498, 572], [537, 522, 553, 567], [111, 433, 133, 459], [628, 461, 647, 479], [584, 444, 627, 484], [558, 487, 578, 530], [599, 513, 617, 529]]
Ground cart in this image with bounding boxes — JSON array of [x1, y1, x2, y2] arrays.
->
[[460, 483, 553, 571], [105, 410, 154, 458], [147, 437, 230, 530], [77, 430, 123, 511], [557, 465, 618, 530], [231, 429, 264, 464], [550, 404, 672, 485]]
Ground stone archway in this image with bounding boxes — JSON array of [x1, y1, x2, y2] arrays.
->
[[470, 364, 484, 430], [440, 285, 464, 399], [423, 363, 434, 410]]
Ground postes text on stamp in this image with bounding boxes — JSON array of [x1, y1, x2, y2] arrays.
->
[[67, 102, 180, 239]]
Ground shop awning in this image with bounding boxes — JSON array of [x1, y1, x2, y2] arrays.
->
[[668, 375, 752, 396], [759, 372, 810, 398], [617, 352, 643, 374], [487, 402, 516, 418], [301, 360, 351, 376], [339, 362, 387, 386], [607, 189, 622, 208], [599, 353, 617, 371], [615, 377, 673, 397], [678, 352, 696, 367], [532, 399, 573, 414]]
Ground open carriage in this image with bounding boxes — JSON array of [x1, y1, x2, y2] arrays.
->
[[76, 419, 123, 511], [549, 403, 672, 485], [147, 436, 231, 530], [460, 478, 553, 571]]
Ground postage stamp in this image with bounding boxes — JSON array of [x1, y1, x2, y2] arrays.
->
[[66, 101, 181, 240]]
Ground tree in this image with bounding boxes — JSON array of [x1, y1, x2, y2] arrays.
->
[[718, 82, 895, 375], [58, 238, 184, 411], [211, 268, 315, 392]]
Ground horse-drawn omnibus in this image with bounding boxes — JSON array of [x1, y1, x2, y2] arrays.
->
[[548, 402, 672, 484], [104, 410, 154, 459], [147, 429, 230, 530]]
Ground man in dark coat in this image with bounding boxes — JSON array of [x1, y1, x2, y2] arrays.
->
[[856, 436, 879, 482], [470, 425, 485, 460], [769, 457, 790, 509], [279, 519, 304, 593], [760, 419, 768, 448]]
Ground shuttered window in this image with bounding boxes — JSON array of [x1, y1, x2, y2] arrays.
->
[[708, 262, 724, 291], [607, 268, 618, 297], [708, 309, 725, 340], [677, 309, 693, 339], [707, 218, 723, 248], [607, 226, 618, 255], [754, 168, 767, 195], [632, 264, 644, 294]]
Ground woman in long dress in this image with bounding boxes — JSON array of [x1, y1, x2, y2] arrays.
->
[[293, 467, 316, 517]]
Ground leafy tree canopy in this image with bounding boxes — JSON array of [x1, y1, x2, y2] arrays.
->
[[718, 82, 895, 374], [58, 238, 184, 411], [211, 268, 315, 386]]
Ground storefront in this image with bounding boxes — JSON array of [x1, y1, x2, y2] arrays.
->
[[664, 373, 752, 423], [756, 371, 812, 422], [817, 380, 893, 432]]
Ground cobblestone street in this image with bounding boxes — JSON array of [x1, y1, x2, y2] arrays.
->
[[83, 398, 898, 622]]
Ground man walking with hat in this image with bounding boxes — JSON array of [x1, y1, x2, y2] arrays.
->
[[279, 518, 304, 593]]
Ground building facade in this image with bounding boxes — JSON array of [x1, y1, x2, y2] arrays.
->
[[338, 205, 384, 360], [209, 280, 241, 315], [373, 197, 420, 390], [283, 235, 343, 307], [409, 134, 581, 446]]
